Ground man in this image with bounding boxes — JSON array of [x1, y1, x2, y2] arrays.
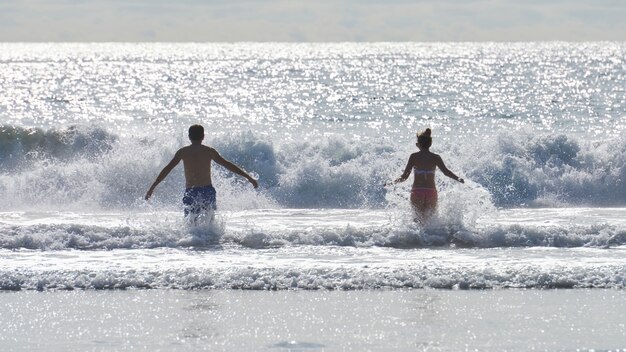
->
[[145, 124, 258, 216]]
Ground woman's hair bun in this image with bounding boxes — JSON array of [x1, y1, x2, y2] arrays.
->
[[416, 128, 433, 148]]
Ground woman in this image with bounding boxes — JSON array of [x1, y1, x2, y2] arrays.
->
[[393, 128, 464, 223]]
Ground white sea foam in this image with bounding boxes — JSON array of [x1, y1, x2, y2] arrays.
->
[[1, 245, 625, 291], [1, 209, 625, 251], [2, 207, 624, 291]]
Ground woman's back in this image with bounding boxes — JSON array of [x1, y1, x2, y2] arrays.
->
[[409, 150, 440, 189]]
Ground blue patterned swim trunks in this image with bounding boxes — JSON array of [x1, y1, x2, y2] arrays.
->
[[182, 185, 217, 216]]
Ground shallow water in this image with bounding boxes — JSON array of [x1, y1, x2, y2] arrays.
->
[[1, 289, 625, 351]]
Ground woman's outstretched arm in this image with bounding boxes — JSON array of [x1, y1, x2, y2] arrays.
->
[[436, 155, 464, 183], [393, 155, 414, 184]]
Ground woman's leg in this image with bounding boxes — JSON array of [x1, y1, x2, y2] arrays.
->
[[411, 189, 438, 224]]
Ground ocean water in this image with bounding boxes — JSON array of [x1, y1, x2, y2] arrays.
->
[[0, 42, 625, 350]]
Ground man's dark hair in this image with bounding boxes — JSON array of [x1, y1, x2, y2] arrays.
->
[[188, 125, 204, 141]]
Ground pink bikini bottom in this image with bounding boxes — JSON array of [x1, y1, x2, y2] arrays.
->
[[410, 187, 438, 203]]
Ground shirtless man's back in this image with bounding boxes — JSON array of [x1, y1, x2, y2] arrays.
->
[[145, 125, 258, 216]]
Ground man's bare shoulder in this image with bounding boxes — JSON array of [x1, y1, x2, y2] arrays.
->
[[176, 145, 191, 156], [179, 144, 218, 157], [200, 144, 218, 156]]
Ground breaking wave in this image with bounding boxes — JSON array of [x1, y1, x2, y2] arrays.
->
[[1, 125, 625, 211]]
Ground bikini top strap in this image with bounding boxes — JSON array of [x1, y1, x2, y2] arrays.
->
[[413, 167, 435, 174]]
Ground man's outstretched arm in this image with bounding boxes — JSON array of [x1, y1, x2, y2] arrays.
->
[[212, 152, 258, 188], [145, 151, 182, 200]]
